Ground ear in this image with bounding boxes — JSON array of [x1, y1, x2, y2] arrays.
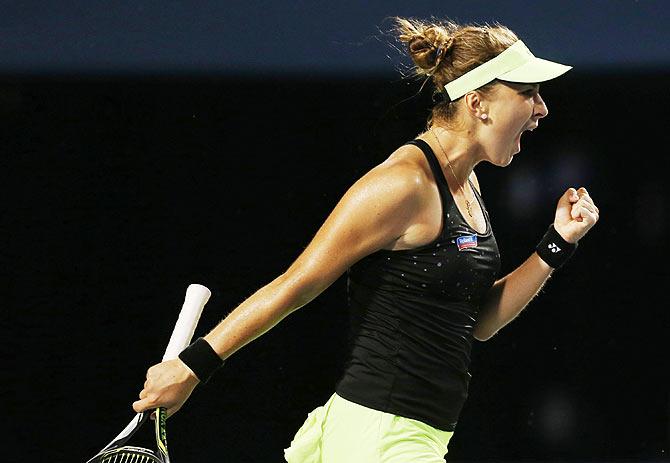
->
[[463, 90, 488, 120]]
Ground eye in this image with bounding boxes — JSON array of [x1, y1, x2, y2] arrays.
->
[[521, 84, 540, 96]]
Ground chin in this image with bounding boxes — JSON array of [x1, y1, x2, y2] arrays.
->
[[491, 155, 514, 167], [486, 145, 518, 167]]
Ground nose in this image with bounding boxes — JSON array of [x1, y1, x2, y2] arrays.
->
[[534, 92, 549, 119]]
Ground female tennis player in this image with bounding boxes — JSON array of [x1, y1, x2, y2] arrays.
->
[[133, 17, 599, 462]]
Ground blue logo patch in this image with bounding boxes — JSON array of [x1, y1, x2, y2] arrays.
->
[[456, 234, 478, 251]]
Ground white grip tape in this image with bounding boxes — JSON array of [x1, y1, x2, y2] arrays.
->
[[162, 284, 211, 361]]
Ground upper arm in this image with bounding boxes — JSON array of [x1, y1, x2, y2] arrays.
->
[[279, 162, 424, 305]]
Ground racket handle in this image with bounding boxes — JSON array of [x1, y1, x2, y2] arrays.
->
[[155, 284, 210, 458], [162, 284, 211, 361]]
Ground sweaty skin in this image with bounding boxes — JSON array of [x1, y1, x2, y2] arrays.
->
[[132, 82, 599, 418]]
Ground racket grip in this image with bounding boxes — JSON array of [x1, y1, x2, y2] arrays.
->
[[162, 284, 211, 361]]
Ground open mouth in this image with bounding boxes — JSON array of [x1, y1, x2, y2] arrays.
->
[[518, 123, 537, 140], [513, 124, 538, 155]]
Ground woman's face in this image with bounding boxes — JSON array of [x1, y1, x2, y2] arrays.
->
[[480, 81, 549, 166]]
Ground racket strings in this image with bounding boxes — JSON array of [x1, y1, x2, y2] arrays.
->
[[96, 446, 163, 463]]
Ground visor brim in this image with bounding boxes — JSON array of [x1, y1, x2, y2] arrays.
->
[[497, 57, 572, 84]]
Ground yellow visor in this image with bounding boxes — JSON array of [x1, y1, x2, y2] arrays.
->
[[444, 40, 572, 100]]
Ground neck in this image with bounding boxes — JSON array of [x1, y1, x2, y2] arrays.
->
[[422, 125, 481, 187]]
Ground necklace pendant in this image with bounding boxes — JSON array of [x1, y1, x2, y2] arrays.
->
[[465, 200, 473, 217]]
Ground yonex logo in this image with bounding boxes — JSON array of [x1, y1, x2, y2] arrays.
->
[[548, 242, 561, 253]]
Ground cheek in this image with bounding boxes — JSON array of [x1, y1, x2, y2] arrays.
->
[[494, 117, 522, 138]]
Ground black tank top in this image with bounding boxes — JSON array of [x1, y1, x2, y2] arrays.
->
[[335, 139, 501, 431]]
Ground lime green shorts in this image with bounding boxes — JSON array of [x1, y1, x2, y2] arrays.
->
[[284, 392, 454, 463]]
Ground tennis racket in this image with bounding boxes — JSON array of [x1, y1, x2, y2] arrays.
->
[[85, 283, 212, 463]]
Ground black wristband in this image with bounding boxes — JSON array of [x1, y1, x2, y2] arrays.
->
[[178, 337, 224, 384], [535, 224, 577, 269]]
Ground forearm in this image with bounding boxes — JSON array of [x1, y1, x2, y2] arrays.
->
[[203, 273, 316, 360], [473, 252, 553, 341]]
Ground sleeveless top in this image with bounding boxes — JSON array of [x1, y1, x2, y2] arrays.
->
[[335, 139, 501, 431]]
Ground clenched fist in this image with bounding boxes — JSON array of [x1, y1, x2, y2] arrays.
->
[[554, 187, 599, 243]]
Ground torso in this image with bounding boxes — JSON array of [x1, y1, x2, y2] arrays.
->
[[339, 138, 501, 431], [383, 136, 487, 251]]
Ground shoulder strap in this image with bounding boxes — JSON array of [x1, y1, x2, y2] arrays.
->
[[404, 139, 450, 189]]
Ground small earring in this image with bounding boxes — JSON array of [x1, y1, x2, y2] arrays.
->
[[481, 114, 488, 120]]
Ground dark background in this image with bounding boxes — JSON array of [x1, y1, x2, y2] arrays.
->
[[2, 1, 670, 74], [2, 2, 669, 462]]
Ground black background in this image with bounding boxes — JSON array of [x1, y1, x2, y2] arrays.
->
[[2, 69, 669, 462]]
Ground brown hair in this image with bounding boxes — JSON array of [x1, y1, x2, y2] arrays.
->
[[390, 16, 519, 129]]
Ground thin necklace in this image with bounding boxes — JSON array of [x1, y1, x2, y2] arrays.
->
[[430, 128, 473, 217]]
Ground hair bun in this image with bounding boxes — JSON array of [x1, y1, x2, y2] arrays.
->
[[408, 33, 454, 72], [407, 36, 437, 70]]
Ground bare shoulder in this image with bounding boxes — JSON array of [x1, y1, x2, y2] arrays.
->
[[276, 145, 432, 297], [377, 142, 435, 188], [358, 144, 432, 199], [309, 144, 433, 256]]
